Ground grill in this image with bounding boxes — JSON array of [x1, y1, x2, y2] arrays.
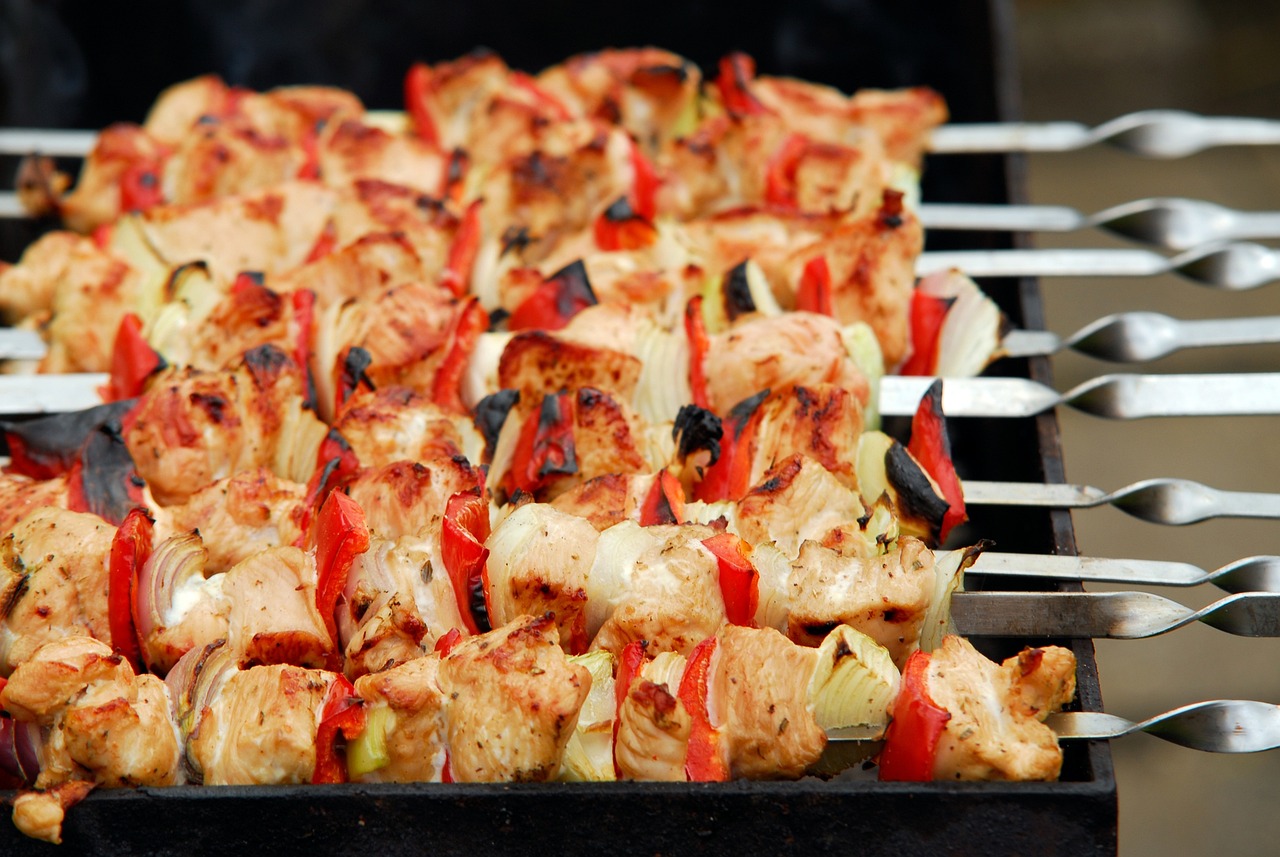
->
[[0, 1, 1119, 854]]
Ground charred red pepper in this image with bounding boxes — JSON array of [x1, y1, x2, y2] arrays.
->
[[441, 200, 483, 297], [504, 392, 577, 496], [291, 289, 317, 408], [119, 159, 165, 213], [907, 379, 967, 542], [764, 133, 808, 210], [66, 420, 146, 527], [693, 390, 767, 503], [684, 297, 711, 410], [715, 53, 770, 118], [677, 636, 728, 781], [296, 429, 362, 545], [335, 346, 375, 416], [508, 260, 598, 331], [593, 196, 658, 252], [304, 219, 338, 264], [797, 256, 834, 317], [314, 491, 370, 669], [629, 138, 658, 222], [1, 400, 137, 480], [639, 470, 685, 526], [878, 649, 950, 781], [900, 288, 952, 376], [439, 148, 470, 205], [101, 313, 165, 402], [702, 533, 758, 627], [612, 639, 647, 777], [312, 674, 366, 785], [432, 297, 489, 413], [109, 507, 153, 673], [441, 489, 491, 636], [404, 62, 441, 147]]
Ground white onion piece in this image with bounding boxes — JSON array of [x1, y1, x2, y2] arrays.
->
[[461, 332, 514, 411], [806, 625, 901, 735], [917, 270, 1002, 378], [559, 650, 617, 782], [842, 321, 884, 432], [682, 500, 739, 533], [583, 521, 663, 640], [741, 259, 784, 319], [920, 544, 985, 653], [889, 163, 922, 212], [750, 543, 793, 633], [641, 650, 688, 692], [632, 321, 690, 425]]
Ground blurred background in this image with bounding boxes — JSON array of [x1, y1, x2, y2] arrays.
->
[[1016, 0, 1280, 854]]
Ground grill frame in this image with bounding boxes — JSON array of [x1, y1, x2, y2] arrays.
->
[[0, 0, 1117, 853]]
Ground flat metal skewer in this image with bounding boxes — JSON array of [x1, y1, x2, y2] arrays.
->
[[967, 552, 1280, 595]]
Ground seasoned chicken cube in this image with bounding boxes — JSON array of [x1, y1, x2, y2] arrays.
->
[[927, 635, 1076, 781], [0, 231, 92, 324], [749, 385, 864, 490], [351, 656, 448, 782], [0, 508, 115, 675], [586, 522, 724, 658], [714, 625, 824, 779], [334, 386, 483, 468], [222, 546, 331, 669], [437, 614, 590, 782], [345, 456, 482, 541], [731, 455, 866, 560], [318, 121, 446, 196], [615, 679, 690, 781], [1, 636, 180, 790], [498, 331, 643, 406], [703, 313, 869, 415], [0, 475, 71, 537], [189, 663, 335, 785], [155, 467, 306, 573]]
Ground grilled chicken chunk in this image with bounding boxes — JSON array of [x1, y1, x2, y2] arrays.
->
[[714, 625, 825, 779], [334, 387, 484, 469], [351, 655, 448, 782], [155, 468, 306, 573], [437, 614, 590, 782], [0, 508, 115, 675], [222, 546, 331, 669], [756, 537, 934, 665], [927, 635, 1077, 781], [549, 472, 664, 531], [0, 231, 92, 324], [345, 456, 483, 541], [188, 662, 336, 785], [615, 678, 690, 781], [703, 313, 869, 415], [0, 474, 71, 538], [1, 636, 181, 790], [586, 522, 724, 658], [728, 454, 867, 559], [125, 346, 325, 505]]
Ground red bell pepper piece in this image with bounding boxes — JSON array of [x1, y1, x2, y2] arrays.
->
[[432, 297, 489, 413], [441, 200, 483, 297], [629, 138, 658, 222], [900, 288, 952, 376], [715, 53, 770, 118], [441, 751, 454, 783], [108, 507, 153, 673], [692, 390, 766, 503], [797, 256, 834, 317], [684, 297, 711, 410], [296, 120, 323, 181], [508, 260, 598, 331], [314, 491, 370, 669], [101, 313, 165, 402], [639, 470, 685, 526], [612, 639, 647, 777], [434, 627, 463, 657], [298, 430, 362, 543], [312, 674, 366, 785], [404, 63, 441, 147], [878, 649, 951, 781], [907, 379, 967, 542], [702, 533, 758, 627], [504, 392, 577, 496], [593, 197, 659, 252], [335, 346, 375, 417], [677, 636, 728, 781], [119, 159, 165, 213], [304, 219, 337, 264], [441, 489, 491, 636], [764, 133, 808, 210], [92, 224, 114, 250]]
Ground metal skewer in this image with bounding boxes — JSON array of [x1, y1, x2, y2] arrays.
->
[[919, 198, 1280, 251], [827, 700, 1280, 752], [967, 552, 1280, 595], [949, 590, 1280, 639], [963, 477, 1280, 525]]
